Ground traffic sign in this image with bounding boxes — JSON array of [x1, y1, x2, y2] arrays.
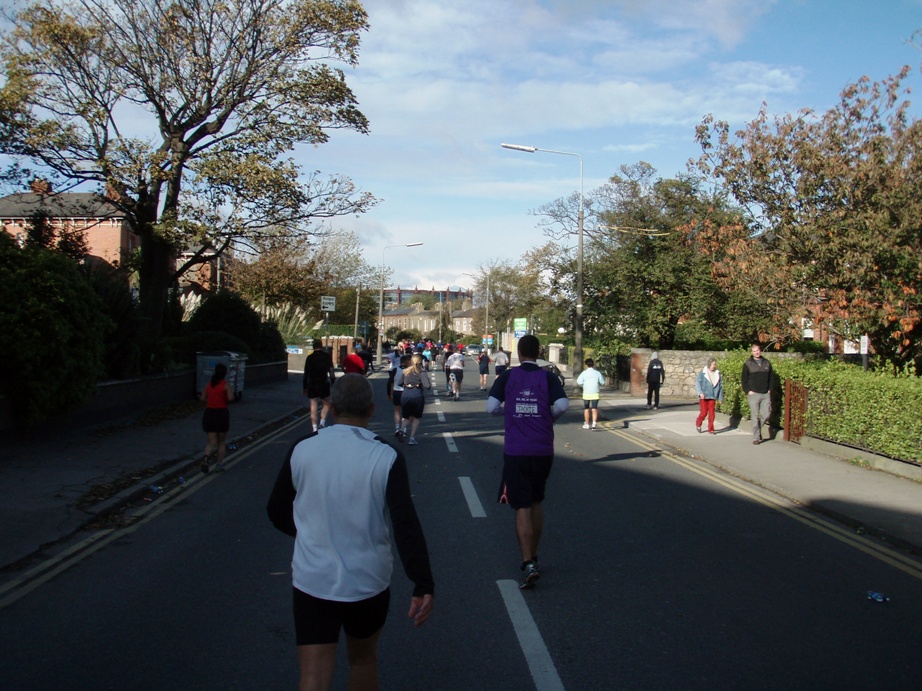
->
[[321, 295, 336, 312]]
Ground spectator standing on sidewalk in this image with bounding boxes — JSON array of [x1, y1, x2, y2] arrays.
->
[[576, 358, 605, 430], [694, 357, 723, 435], [741, 343, 775, 445], [267, 374, 434, 691], [645, 351, 666, 410], [200, 363, 234, 473], [303, 339, 335, 433], [486, 334, 569, 589]]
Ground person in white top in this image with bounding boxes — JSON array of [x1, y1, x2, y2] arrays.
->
[[576, 358, 606, 430], [446, 350, 465, 401]]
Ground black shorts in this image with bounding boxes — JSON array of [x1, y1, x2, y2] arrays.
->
[[293, 587, 390, 646], [583, 399, 599, 410], [202, 408, 229, 434], [497, 454, 553, 509], [451, 369, 464, 383], [400, 389, 425, 419], [392, 391, 403, 407], [305, 380, 331, 400], [495, 365, 507, 376]]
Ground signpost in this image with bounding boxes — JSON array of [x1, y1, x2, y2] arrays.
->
[[513, 317, 527, 338], [321, 296, 336, 341]]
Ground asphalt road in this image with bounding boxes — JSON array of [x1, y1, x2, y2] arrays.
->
[[2, 364, 921, 689]]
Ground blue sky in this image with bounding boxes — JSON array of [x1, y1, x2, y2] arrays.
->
[[301, 0, 922, 293]]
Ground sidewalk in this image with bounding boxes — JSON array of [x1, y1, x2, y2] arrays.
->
[[0, 375, 307, 571], [2, 374, 921, 576], [597, 390, 922, 554]]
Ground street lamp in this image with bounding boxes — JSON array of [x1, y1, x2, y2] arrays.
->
[[462, 271, 491, 351], [377, 242, 424, 366], [501, 143, 584, 385]]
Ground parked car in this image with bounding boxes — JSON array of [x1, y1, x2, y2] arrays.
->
[[465, 344, 484, 357], [535, 358, 566, 388]]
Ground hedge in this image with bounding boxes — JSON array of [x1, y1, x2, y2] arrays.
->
[[717, 351, 922, 464]]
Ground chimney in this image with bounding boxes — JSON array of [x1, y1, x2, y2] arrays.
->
[[30, 178, 51, 195]]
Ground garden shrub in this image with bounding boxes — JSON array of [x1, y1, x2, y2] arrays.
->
[[0, 235, 110, 426]]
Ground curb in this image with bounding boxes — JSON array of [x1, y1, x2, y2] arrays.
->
[[85, 407, 308, 520]]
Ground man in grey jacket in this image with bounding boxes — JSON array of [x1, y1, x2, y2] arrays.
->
[[741, 343, 775, 444]]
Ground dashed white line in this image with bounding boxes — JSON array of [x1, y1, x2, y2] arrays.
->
[[497, 580, 565, 691], [458, 476, 486, 517], [443, 432, 458, 452], [437, 411, 446, 423]]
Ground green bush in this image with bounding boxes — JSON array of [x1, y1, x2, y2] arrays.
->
[[717, 351, 922, 463], [164, 331, 251, 366], [0, 235, 111, 426], [187, 290, 262, 350], [256, 321, 287, 364]]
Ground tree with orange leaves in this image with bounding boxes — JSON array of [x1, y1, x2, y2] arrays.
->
[[694, 64, 922, 364]]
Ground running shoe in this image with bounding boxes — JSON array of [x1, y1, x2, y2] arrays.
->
[[582, 423, 590, 430], [408, 437, 418, 445], [519, 561, 541, 590], [591, 423, 597, 430]]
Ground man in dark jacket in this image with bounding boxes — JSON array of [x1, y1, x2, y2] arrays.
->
[[645, 351, 666, 410], [741, 343, 775, 444]]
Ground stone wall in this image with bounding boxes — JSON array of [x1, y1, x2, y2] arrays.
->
[[629, 348, 805, 398]]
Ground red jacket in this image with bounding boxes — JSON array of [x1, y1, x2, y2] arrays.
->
[[343, 353, 367, 375]]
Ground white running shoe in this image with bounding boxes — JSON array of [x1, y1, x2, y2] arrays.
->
[[408, 437, 418, 445], [582, 423, 590, 430]]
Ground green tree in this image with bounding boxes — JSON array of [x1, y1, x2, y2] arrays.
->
[[694, 66, 922, 362], [537, 163, 750, 348], [0, 233, 110, 426], [0, 0, 376, 350]]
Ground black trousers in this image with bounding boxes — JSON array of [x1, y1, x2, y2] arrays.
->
[[646, 384, 661, 407]]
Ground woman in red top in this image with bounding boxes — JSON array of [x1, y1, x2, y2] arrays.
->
[[200, 363, 234, 472]]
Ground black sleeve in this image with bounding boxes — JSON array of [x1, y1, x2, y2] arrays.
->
[[488, 367, 511, 402], [385, 454, 435, 597], [547, 371, 567, 403], [741, 361, 749, 392], [266, 449, 298, 537]]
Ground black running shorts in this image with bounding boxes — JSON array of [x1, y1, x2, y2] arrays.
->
[[293, 587, 390, 646], [497, 453, 553, 509]]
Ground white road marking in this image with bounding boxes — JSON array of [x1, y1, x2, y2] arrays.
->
[[497, 580, 565, 691], [437, 411, 446, 423], [458, 476, 486, 517], [443, 432, 458, 452]]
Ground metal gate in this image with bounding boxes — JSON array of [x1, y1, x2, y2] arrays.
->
[[784, 379, 807, 443]]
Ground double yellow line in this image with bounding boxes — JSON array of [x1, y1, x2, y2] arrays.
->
[[603, 423, 922, 581]]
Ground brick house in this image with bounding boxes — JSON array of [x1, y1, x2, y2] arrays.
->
[[0, 180, 139, 268]]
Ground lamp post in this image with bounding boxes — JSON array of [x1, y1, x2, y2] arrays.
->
[[462, 271, 491, 350], [377, 242, 424, 366], [501, 143, 583, 385]]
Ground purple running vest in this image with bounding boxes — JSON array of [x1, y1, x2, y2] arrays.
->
[[504, 366, 554, 456]]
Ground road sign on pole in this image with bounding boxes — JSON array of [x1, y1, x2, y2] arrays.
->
[[321, 295, 336, 312]]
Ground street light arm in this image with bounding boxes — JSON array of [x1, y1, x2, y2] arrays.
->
[[501, 143, 537, 153]]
